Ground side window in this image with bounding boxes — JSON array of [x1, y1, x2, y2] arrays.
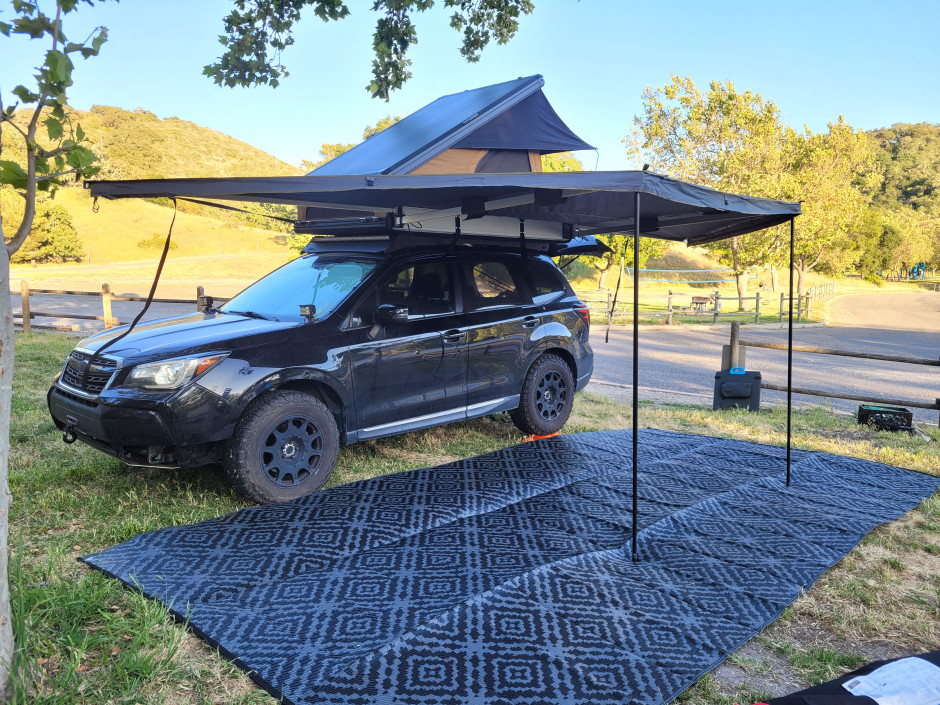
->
[[463, 260, 526, 310], [379, 262, 456, 318], [526, 259, 568, 304]]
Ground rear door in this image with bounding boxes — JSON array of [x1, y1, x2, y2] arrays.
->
[[461, 255, 542, 412], [346, 258, 468, 437]]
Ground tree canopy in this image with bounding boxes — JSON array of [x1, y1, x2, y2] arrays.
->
[[205, 1, 535, 99]]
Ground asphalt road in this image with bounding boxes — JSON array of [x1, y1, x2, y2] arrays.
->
[[590, 291, 940, 425]]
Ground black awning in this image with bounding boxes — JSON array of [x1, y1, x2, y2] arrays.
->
[[86, 170, 800, 246]]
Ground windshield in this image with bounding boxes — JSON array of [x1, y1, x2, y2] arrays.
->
[[221, 254, 378, 322]]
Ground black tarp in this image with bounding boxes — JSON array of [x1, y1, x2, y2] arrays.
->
[[85, 170, 800, 246]]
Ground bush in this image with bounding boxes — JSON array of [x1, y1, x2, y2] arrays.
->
[[137, 233, 179, 250], [9, 203, 85, 263], [864, 273, 884, 286]]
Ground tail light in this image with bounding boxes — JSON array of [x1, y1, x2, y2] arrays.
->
[[573, 302, 590, 327]]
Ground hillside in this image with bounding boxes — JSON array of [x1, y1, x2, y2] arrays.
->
[[2, 105, 304, 265]]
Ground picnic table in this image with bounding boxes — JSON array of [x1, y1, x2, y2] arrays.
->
[[689, 295, 713, 312]]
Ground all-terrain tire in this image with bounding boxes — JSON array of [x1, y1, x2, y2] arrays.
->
[[510, 353, 575, 435], [224, 390, 339, 504]]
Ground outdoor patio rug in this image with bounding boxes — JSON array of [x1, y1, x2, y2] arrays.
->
[[82, 429, 939, 705]]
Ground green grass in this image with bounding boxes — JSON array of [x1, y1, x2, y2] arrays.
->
[[7, 332, 940, 702]]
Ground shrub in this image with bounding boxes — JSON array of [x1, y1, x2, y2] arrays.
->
[[137, 233, 179, 250], [9, 203, 85, 263]]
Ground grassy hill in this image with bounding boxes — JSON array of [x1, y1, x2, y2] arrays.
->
[[2, 105, 303, 267]]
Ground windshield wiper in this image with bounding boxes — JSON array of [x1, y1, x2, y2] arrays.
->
[[226, 310, 278, 321]]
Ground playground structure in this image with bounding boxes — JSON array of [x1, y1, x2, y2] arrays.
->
[[881, 262, 935, 280]]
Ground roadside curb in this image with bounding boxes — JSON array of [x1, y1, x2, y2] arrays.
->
[[603, 321, 830, 332]]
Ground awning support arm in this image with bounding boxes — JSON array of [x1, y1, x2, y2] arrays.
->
[[786, 217, 795, 486], [632, 191, 641, 562]]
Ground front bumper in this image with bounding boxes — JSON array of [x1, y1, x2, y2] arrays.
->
[[48, 381, 241, 467]]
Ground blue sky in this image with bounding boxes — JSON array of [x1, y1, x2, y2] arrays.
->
[[2, 0, 938, 171]]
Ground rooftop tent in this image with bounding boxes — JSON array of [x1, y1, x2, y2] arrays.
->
[[308, 74, 593, 178]]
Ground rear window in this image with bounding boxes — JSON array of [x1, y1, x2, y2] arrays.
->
[[463, 260, 525, 308], [525, 258, 568, 304]]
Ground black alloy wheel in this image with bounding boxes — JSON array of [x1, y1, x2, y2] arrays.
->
[[510, 353, 575, 436], [225, 390, 339, 504]]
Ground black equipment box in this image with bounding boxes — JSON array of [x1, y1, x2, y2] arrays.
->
[[857, 404, 913, 431], [713, 370, 761, 412]]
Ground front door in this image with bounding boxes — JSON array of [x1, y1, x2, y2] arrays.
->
[[347, 260, 467, 437]]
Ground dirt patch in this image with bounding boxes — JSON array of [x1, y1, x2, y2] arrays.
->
[[711, 639, 808, 699]]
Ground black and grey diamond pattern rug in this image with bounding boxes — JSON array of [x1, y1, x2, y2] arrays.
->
[[82, 430, 939, 705]]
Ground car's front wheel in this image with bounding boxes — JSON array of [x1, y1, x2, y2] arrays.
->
[[225, 390, 339, 504], [510, 353, 575, 435]]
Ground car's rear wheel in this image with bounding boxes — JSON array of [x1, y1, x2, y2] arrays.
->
[[225, 390, 339, 504], [510, 353, 574, 435]]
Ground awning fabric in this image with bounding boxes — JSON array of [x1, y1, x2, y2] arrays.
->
[[86, 170, 801, 246]]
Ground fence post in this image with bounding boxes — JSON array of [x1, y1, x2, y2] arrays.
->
[[197, 285, 205, 312], [754, 291, 761, 324], [729, 321, 740, 368], [20, 280, 31, 334], [806, 291, 813, 318], [712, 290, 721, 324], [666, 290, 673, 325], [796, 293, 803, 322], [102, 283, 113, 329], [779, 292, 785, 323]]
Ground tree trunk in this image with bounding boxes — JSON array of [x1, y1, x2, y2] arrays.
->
[[769, 265, 778, 293], [729, 238, 748, 312], [0, 239, 14, 694], [796, 257, 806, 298], [734, 273, 748, 313], [598, 267, 610, 290]]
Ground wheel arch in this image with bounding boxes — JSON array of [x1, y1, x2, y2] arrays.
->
[[241, 371, 351, 437], [540, 346, 577, 381]]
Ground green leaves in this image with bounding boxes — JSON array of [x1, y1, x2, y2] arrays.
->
[[0, 161, 29, 190], [44, 116, 64, 140], [12, 85, 40, 104], [205, 0, 533, 99]]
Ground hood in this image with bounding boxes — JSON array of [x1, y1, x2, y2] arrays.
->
[[76, 312, 297, 362]]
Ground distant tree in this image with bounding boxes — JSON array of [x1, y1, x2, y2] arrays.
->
[[363, 115, 401, 139], [626, 76, 792, 309], [787, 117, 881, 293], [9, 202, 84, 263], [0, 0, 109, 692], [300, 116, 402, 172], [540, 151, 582, 172], [206, 1, 535, 99], [869, 122, 940, 215]]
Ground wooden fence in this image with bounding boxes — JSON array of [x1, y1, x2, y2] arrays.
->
[[11, 282, 229, 333], [579, 282, 836, 325], [724, 321, 940, 427]]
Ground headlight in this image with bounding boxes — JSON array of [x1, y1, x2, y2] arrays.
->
[[124, 354, 227, 390]]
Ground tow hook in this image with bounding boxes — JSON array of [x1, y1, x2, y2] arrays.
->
[[62, 423, 77, 444]]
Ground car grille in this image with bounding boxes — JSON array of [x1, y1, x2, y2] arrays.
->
[[61, 351, 118, 394]]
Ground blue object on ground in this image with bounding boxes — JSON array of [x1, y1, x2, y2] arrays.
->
[[82, 429, 939, 705], [729, 367, 745, 375]]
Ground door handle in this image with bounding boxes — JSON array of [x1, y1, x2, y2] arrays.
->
[[443, 329, 464, 344], [522, 316, 539, 329]]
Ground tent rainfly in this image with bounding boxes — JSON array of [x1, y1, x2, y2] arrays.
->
[[85, 76, 802, 562]]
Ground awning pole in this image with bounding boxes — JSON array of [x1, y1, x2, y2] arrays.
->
[[786, 217, 794, 486], [632, 192, 640, 562]]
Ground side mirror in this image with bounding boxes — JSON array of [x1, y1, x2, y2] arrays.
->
[[374, 304, 408, 325]]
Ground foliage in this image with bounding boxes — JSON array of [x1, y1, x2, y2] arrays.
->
[[869, 122, 940, 215], [788, 117, 881, 288], [137, 233, 179, 251], [8, 201, 83, 263], [626, 76, 792, 307], [300, 116, 401, 172], [540, 151, 582, 172], [205, 1, 534, 99], [286, 233, 311, 257], [1, 0, 109, 255]]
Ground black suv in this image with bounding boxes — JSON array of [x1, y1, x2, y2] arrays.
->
[[48, 237, 595, 503]]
